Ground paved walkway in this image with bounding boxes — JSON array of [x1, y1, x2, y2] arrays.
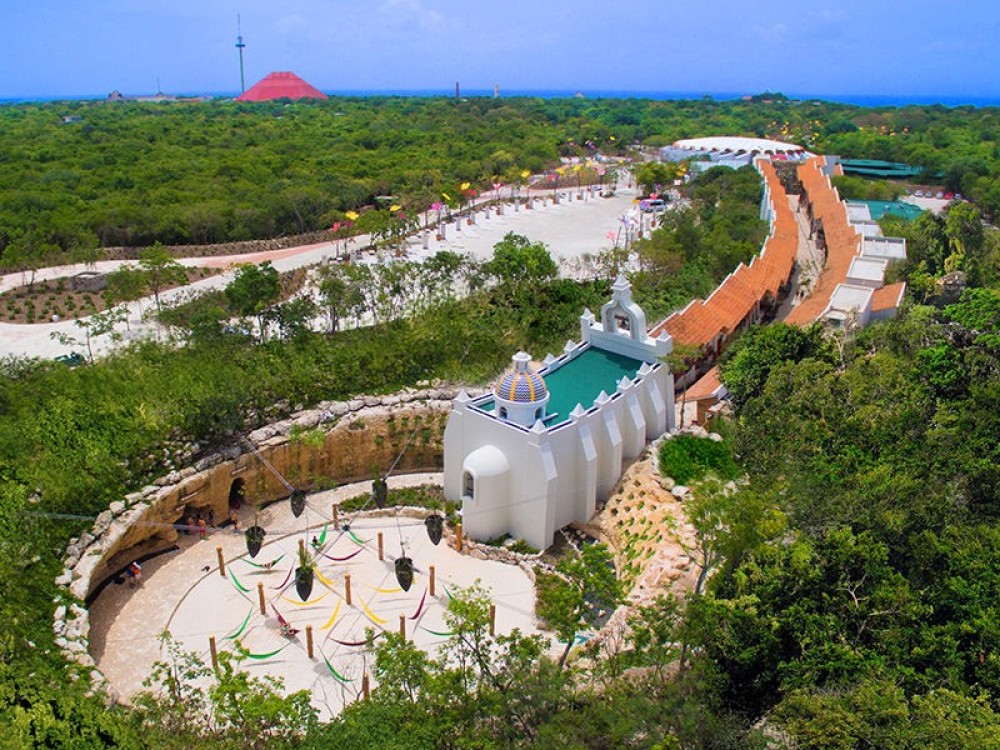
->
[[775, 194, 825, 322], [0, 186, 639, 360], [88, 473, 545, 720]]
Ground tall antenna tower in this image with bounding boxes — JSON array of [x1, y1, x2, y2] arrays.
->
[[235, 15, 247, 95]]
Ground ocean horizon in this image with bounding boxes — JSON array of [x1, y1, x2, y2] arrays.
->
[[2, 88, 999, 108]]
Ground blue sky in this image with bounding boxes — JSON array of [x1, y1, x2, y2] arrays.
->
[[1, 0, 998, 100]]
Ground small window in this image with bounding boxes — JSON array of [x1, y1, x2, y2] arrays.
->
[[463, 471, 475, 500]]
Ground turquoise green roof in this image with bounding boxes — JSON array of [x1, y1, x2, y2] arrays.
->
[[840, 159, 923, 179], [856, 199, 925, 221], [476, 346, 646, 426]]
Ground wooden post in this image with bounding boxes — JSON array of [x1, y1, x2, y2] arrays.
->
[[257, 582, 266, 616], [332, 504, 339, 527], [345, 574, 352, 605], [429, 565, 436, 597], [209, 636, 218, 670], [399, 614, 406, 639], [378, 532, 384, 561], [362, 673, 370, 700], [216, 546, 226, 577], [489, 604, 496, 636], [298, 538, 306, 556], [455, 522, 463, 552], [306, 625, 314, 659]]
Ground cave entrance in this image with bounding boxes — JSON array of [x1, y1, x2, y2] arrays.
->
[[228, 478, 246, 510]]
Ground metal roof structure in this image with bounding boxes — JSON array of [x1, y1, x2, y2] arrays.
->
[[671, 136, 808, 156]]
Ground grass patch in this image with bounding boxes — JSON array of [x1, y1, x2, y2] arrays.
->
[[658, 434, 739, 485]]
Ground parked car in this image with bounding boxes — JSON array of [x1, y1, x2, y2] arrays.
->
[[640, 198, 667, 213], [55, 352, 86, 367]]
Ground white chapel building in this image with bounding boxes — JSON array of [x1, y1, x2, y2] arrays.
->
[[443, 277, 675, 550]]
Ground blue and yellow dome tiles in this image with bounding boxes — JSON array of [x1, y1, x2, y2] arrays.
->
[[493, 352, 548, 403]]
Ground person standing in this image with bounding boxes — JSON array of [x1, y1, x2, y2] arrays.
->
[[126, 561, 142, 588]]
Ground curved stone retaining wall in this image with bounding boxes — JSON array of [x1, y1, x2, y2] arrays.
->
[[53, 385, 486, 697]]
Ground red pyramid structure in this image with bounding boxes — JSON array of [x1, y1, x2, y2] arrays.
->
[[236, 71, 328, 102]]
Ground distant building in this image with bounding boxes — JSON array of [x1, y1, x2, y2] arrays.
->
[[235, 72, 328, 102], [660, 136, 812, 173]]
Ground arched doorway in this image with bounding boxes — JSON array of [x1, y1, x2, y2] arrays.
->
[[228, 478, 246, 510]]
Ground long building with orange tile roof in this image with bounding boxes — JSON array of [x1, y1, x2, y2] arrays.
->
[[786, 156, 907, 328], [649, 159, 798, 385], [651, 153, 907, 421]]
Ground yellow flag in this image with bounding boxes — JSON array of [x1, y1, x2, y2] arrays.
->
[[390, 205, 401, 212]]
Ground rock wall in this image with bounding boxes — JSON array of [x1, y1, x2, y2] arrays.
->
[[53, 385, 485, 698]]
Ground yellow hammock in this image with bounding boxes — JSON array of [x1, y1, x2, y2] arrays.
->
[[315, 568, 337, 588], [320, 599, 342, 631], [361, 598, 387, 625], [374, 586, 402, 594], [282, 591, 329, 606]]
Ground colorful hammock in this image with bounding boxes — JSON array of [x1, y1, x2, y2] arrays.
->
[[244, 643, 291, 660], [318, 522, 329, 546], [348, 530, 371, 546], [323, 548, 362, 563], [329, 633, 384, 648], [361, 598, 387, 625], [224, 607, 254, 640], [271, 567, 294, 590], [374, 585, 403, 594], [408, 589, 428, 620], [420, 627, 453, 638], [282, 591, 328, 606], [320, 600, 342, 631], [243, 554, 285, 570], [323, 654, 352, 683], [228, 569, 250, 593], [315, 568, 337, 588]]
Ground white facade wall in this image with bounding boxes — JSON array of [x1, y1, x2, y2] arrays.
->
[[443, 278, 675, 551]]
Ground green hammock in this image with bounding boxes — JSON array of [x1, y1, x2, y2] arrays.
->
[[324, 655, 353, 683], [443, 585, 455, 601], [244, 644, 289, 660], [420, 627, 454, 637], [243, 554, 285, 569], [224, 608, 254, 640], [228, 569, 250, 593], [318, 523, 329, 546], [348, 530, 371, 546]]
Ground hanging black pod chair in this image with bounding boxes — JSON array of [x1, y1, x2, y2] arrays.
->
[[372, 478, 388, 509], [425, 514, 444, 546], [290, 489, 307, 518], [395, 556, 414, 592], [295, 564, 314, 601], [245, 525, 266, 558]]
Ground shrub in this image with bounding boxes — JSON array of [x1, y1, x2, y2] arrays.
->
[[658, 434, 739, 484]]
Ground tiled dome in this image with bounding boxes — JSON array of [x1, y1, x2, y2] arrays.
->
[[494, 352, 548, 403]]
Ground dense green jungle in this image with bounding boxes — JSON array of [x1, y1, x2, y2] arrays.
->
[[2, 95, 1000, 748], [0, 95, 998, 261]]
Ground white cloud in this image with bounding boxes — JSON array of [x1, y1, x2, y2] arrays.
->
[[380, 0, 449, 32], [809, 9, 847, 23], [752, 23, 788, 43]]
